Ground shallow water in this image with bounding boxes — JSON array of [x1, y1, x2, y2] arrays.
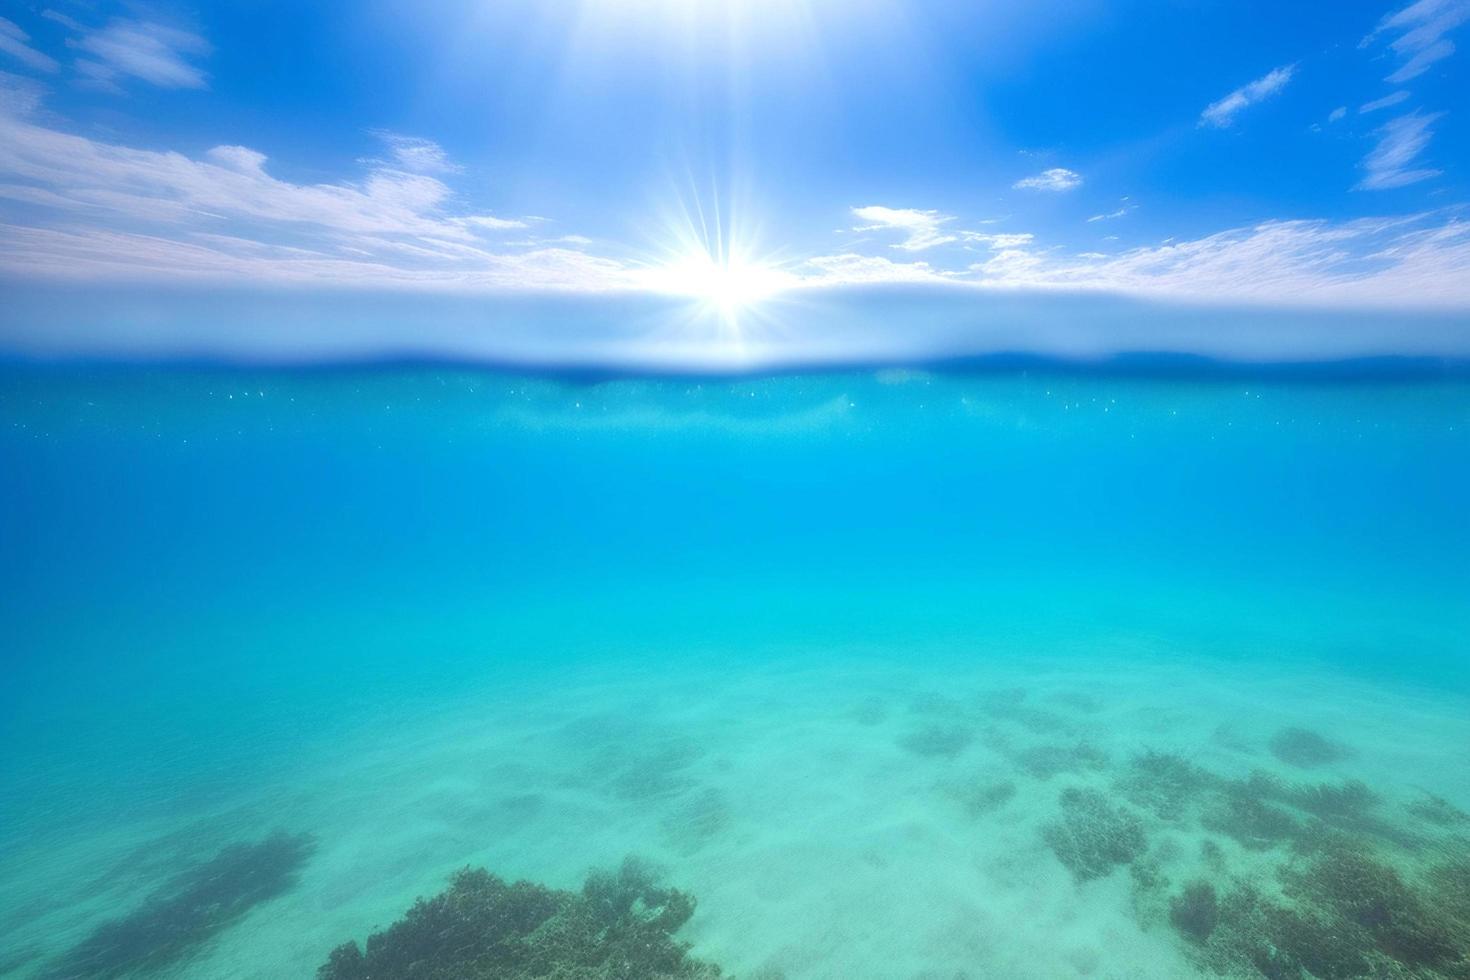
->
[[2, 364, 1468, 979]]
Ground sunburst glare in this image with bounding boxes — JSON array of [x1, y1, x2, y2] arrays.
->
[[628, 189, 800, 361]]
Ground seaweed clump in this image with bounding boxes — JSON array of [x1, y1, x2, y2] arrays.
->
[[1268, 727, 1351, 768], [1406, 791, 1470, 828], [1198, 772, 1300, 851], [50, 831, 316, 979], [1281, 842, 1465, 971], [1042, 787, 1147, 882], [1116, 751, 1217, 821], [1177, 841, 1470, 979], [1169, 881, 1219, 943], [318, 857, 721, 980]]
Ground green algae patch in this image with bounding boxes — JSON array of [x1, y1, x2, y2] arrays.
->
[[317, 857, 721, 980], [48, 831, 316, 980], [1268, 727, 1352, 769], [1042, 786, 1148, 882]]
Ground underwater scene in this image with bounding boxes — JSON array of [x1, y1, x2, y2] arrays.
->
[[2, 363, 1469, 980]]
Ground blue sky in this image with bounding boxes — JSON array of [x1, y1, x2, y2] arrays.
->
[[1, 0, 1469, 364]]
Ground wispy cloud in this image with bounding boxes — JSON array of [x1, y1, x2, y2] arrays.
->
[[965, 214, 1470, 309], [371, 131, 462, 175], [0, 93, 598, 290], [0, 17, 60, 74], [39, 10, 84, 33], [1366, 0, 1470, 83], [73, 18, 210, 92], [1012, 168, 1082, 192], [966, 232, 1035, 248], [1328, 106, 1348, 122], [0, 69, 45, 114], [1360, 91, 1411, 113], [2, 93, 1469, 311], [1199, 65, 1295, 128], [850, 205, 958, 250], [465, 215, 529, 231], [801, 252, 947, 284], [1357, 110, 1444, 189], [1088, 199, 1136, 222]]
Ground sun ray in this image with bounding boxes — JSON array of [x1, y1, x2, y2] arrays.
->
[[626, 184, 801, 363]]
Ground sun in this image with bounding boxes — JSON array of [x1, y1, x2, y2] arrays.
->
[[632, 190, 795, 326], [651, 245, 790, 322]]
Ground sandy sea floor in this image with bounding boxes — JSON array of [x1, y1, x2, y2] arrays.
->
[[4, 631, 1468, 980]]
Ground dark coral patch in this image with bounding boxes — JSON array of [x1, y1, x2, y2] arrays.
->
[[1169, 881, 1219, 943], [317, 857, 721, 980], [1116, 751, 1215, 821], [1042, 787, 1147, 882], [49, 831, 315, 980], [1268, 727, 1351, 768], [1281, 842, 1463, 970], [1406, 791, 1470, 827]]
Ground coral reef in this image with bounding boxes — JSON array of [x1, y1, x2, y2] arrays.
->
[[1042, 787, 1147, 882], [1167, 837, 1470, 978], [1281, 840, 1464, 971], [318, 857, 721, 980], [1108, 741, 1470, 977], [1169, 880, 1219, 943], [48, 831, 315, 979], [1116, 751, 1215, 820], [1268, 727, 1351, 768], [1201, 779, 1301, 850]]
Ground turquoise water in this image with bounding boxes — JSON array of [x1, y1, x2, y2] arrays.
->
[[2, 364, 1468, 978]]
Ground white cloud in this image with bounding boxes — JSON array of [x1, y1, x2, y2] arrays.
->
[[850, 205, 958, 250], [1360, 91, 1411, 113], [1357, 110, 1444, 189], [1367, 0, 1470, 83], [372, 131, 461, 174], [1, 95, 1468, 312], [965, 214, 1470, 309], [1199, 65, 1295, 128], [0, 17, 60, 73], [73, 19, 210, 91], [801, 252, 948, 285], [1012, 168, 1082, 192], [0, 222, 632, 291], [40, 10, 85, 33], [0, 94, 618, 292], [464, 215, 529, 231], [1088, 199, 1136, 222], [0, 69, 45, 114], [1328, 106, 1348, 122], [966, 232, 1035, 248]]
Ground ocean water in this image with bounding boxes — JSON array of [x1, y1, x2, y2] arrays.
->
[[1, 362, 1468, 979]]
